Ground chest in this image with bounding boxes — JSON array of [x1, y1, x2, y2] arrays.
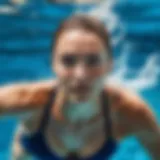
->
[[46, 111, 108, 149]]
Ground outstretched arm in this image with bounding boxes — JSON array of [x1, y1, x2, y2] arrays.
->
[[114, 87, 160, 160], [133, 105, 160, 159], [0, 80, 56, 115]]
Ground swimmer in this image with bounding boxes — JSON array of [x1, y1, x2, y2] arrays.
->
[[0, 15, 160, 160]]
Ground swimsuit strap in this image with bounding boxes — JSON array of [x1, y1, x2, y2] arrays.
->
[[37, 87, 113, 138], [38, 87, 57, 133], [101, 90, 113, 139]]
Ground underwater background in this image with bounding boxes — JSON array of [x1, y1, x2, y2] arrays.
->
[[0, 0, 160, 159]]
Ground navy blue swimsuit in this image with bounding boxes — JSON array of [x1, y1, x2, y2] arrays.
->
[[21, 89, 117, 160]]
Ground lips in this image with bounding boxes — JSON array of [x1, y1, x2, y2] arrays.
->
[[71, 85, 90, 94]]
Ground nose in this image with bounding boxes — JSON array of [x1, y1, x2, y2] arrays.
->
[[73, 64, 88, 81]]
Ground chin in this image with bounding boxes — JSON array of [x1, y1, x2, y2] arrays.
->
[[77, 96, 89, 102]]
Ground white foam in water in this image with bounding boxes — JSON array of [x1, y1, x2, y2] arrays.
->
[[0, 0, 28, 15], [108, 53, 160, 91], [0, 5, 17, 14], [77, 0, 160, 92]]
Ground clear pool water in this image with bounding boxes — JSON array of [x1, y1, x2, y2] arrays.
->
[[0, 0, 160, 159]]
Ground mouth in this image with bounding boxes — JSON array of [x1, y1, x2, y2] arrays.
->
[[71, 85, 91, 94]]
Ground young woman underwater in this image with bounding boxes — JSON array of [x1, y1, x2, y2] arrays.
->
[[0, 15, 159, 160]]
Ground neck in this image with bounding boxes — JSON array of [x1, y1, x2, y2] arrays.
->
[[68, 90, 101, 105], [64, 94, 101, 122], [68, 99, 95, 107]]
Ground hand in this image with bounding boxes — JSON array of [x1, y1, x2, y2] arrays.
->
[[52, 81, 69, 121]]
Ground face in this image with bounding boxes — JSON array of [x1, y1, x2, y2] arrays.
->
[[53, 29, 111, 103]]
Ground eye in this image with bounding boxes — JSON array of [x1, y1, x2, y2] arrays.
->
[[61, 55, 77, 67], [86, 54, 101, 67]]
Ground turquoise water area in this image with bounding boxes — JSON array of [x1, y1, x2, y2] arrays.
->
[[0, 0, 160, 159]]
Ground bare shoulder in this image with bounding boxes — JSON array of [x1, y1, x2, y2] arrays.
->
[[104, 84, 148, 113], [20, 79, 58, 105], [104, 85, 157, 137], [0, 79, 58, 113]]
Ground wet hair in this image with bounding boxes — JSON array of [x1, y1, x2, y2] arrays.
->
[[52, 15, 112, 58]]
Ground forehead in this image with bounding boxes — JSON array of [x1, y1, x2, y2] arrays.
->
[[55, 29, 105, 54]]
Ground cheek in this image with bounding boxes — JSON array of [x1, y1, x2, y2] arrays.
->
[[56, 65, 73, 79], [89, 66, 107, 79]]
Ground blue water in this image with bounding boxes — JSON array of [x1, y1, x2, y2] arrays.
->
[[0, 0, 160, 159]]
